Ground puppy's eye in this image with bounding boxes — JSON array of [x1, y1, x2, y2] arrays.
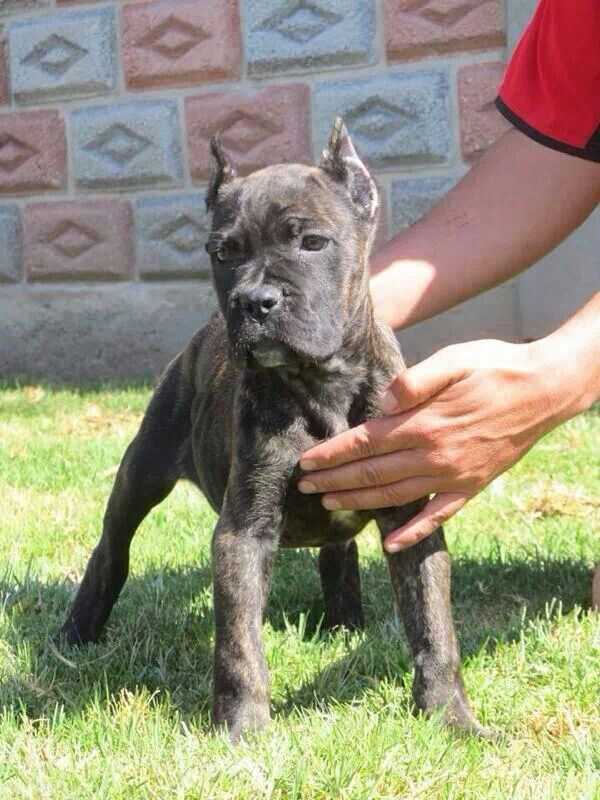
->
[[301, 235, 329, 252], [214, 242, 239, 262], [205, 238, 233, 261]]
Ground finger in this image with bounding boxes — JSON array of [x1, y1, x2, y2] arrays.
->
[[300, 416, 419, 472], [379, 350, 466, 415], [321, 477, 435, 512], [383, 493, 468, 552], [298, 449, 429, 494]]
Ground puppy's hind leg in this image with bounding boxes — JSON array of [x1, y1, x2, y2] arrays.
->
[[319, 540, 365, 631], [59, 357, 193, 646]]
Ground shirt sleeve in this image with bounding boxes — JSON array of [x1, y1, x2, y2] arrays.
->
[[496, 0, 600, 163]]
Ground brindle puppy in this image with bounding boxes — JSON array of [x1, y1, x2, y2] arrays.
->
[[59, 119, 492, 741]]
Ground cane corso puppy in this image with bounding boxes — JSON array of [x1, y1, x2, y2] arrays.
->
[[59, 118, 492, 741]]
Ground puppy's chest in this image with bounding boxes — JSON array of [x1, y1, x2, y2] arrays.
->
[[304, 402, 351, 442], [281, 486, 368, 548], [246, 369, 376, 546], [294, 374, 370, 441], [280, 400, 370, 548]]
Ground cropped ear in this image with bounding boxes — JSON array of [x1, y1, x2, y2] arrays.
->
[[319, 117, 378, 220], [205, 134, 237, 212]]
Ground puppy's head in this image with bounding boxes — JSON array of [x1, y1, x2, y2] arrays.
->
[[205, 117, 379, 370]]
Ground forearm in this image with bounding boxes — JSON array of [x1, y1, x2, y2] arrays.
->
[[533, 292, 600, 427], [371, 129, 600, 330]]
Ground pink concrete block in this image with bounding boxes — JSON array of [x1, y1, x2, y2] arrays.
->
[[24, 198, 133, 281], [0, 110, 66, 194], [458, 61, 510, 161], [384, 0, 504, 60], [186, 83, 312, 180], [0, 33, 9, 106], [122, 0, 241, 90]]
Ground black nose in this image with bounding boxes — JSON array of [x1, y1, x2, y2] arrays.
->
[[237, 286, 282, 322]]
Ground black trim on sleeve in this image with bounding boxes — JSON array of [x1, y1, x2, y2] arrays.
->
[[588, 122, 600, 149], [495, 97, 600, 163]]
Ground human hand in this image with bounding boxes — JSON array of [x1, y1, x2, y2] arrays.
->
[[299, 339, 570, 553]]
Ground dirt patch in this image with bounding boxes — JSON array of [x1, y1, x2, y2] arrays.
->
[[512, 481, 599, 520], [58, 404, 142, 438]]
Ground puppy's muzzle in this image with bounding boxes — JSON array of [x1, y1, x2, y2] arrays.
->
[[237, 285, 283, 324]]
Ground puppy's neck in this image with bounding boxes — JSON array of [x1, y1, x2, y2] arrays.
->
[[287, 290, 378, 408], [340, 267, 378, 355]]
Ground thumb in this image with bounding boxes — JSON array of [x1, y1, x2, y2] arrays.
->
[[379, 348, 464, 415]]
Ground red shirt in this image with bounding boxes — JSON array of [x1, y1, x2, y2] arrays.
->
[[496, 0, 600, 162]]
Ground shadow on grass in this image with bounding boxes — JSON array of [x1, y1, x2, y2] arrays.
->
[[0, 549, 593, 728]]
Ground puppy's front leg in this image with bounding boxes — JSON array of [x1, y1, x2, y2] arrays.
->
[[211, 503, 280, 741], [376, 504, 494, 738]]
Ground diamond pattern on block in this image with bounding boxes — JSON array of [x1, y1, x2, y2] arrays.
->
[[46, 220, 100, 258], [22, 34, 88, 79], [84, 123, 151, 166], [404, 0, 484, 28], [261, 1, 342, 43], [345, 98, 418, 143], [155, 214, 205, 255], [137, 15, 210, 60], [216, 113, 280, 156], [0, 133, 37, 172], [476, 99, 497, 114]]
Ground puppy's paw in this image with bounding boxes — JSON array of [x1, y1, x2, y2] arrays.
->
[[323, 605, 365, 633], [213, 696, 270, 743], [55, 617, 99, 647], [442, 701, 500, 742], [414, 680, 500, 741]]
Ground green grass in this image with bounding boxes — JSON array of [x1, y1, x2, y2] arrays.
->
[[0, 381, 598, 799]]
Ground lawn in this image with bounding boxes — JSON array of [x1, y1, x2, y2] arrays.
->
[[0, 381, 598, 799]]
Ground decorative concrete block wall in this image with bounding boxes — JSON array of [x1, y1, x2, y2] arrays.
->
[[0, 0, 596, 380]]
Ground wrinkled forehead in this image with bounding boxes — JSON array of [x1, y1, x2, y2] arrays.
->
[[210, 164, 347, 235]]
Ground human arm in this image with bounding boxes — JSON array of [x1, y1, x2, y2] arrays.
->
[[297, 0, 600, 552], [299, 293, 600, 551], [370, 128, 600, 331]]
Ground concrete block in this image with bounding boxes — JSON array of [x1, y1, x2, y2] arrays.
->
[[384, 0, 504, 60], [0, 0, 49, 18], [398, 281, 519, 365], [0, 282, 218, 381], [0, 110, 66, 194], [458, 62, 510, 161], [71, 100, 183, 190], [0, 31, 9, 105], [10, 7, 116, 105], [24, 198, 133, 282], [122, 0, 241, 90], [244, 0, 377, 77], [390, 175, 456, 233], [186, 83, 311, 179], [58, 0, 123, 4], [506, 0, 537, 52], [135, 193, 211, 279], [314, 71, 450, 169], [0, 204, 21, 282]]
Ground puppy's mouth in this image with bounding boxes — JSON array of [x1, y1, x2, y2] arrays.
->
[[230, 336, 311, 372], [227, 316, 343, 371], [249, 340, 292, 369]]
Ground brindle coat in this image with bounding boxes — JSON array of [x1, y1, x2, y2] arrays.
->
[[59, 119, 492, 740]]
